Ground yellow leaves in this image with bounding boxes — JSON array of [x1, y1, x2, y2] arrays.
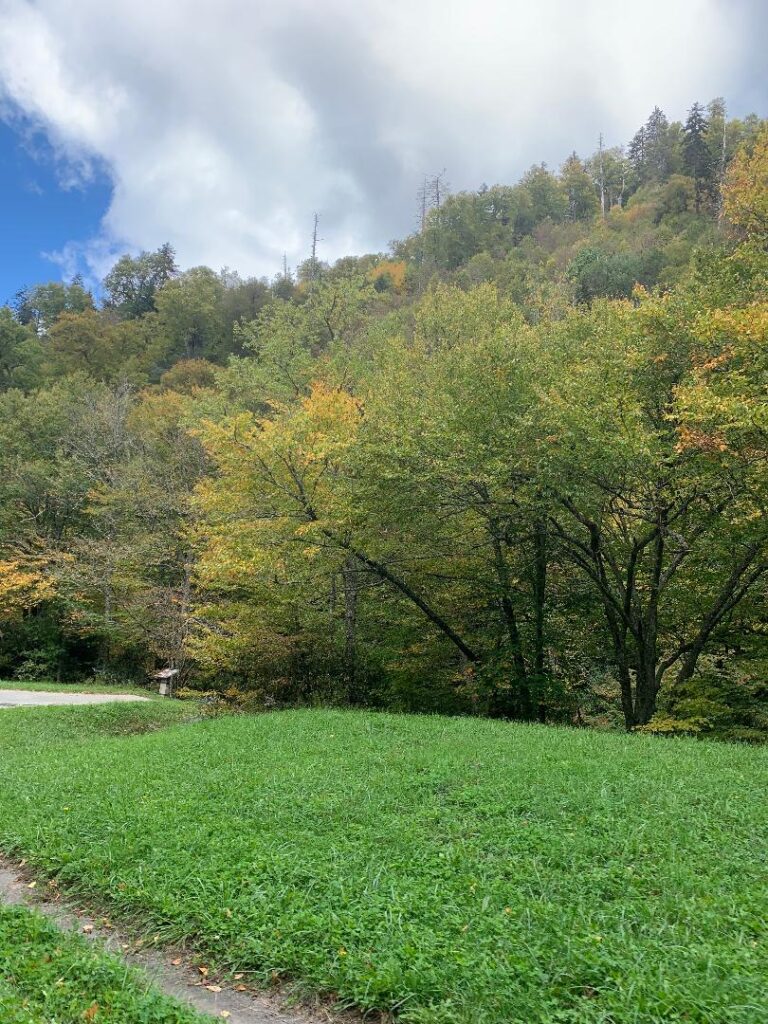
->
[[0, 557, 55, 621], [368, 259, 407, 293], [694, 305, 768, 356], [301, 381, 363, 462], [722, 126, 768, 240]]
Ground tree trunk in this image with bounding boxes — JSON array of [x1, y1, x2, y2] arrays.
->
[[532, 518, 548, 723], [489, 529, 532, 719], [341, 555, 359, 702]]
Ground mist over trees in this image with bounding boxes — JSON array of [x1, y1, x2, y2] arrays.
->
[[1, 101, 766, 740]]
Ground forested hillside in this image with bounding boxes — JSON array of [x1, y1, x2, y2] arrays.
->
[[1, 101, 766, 739]]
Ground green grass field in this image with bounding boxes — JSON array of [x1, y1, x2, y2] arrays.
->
[[0, 704, 766, 1024], [0, 903, 207, 1023]]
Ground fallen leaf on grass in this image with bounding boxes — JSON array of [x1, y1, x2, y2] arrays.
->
[[220, 1014, 230, 1020], [27, 881, 36, 889], [82, 1004, 99, 1021], [206, 984, 222, 993], [82, 924, 94, 934], [171, 958, 182, 966]]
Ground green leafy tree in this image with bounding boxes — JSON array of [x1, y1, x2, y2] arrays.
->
[[103, 244, 178, 319], [14, 278, 94, 334], [153, 267, 228, 363], [0, 308, 40, 389], [560, 153, 599, 221]]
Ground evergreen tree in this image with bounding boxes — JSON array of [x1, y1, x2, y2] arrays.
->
[[644, 106, 673, 180], [628, 125, 646, 185], [683, 102, 713, 211]]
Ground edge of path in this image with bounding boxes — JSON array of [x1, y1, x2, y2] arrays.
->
[[0, 857, 342, 1024]]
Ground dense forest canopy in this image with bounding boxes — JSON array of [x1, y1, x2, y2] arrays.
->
[[1, 101, 766, 740]]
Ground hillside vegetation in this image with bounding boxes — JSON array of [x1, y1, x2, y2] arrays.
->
[[1, 101, 767, 737]]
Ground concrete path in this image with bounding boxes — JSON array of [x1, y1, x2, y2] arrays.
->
[[0, 689, 152, 708], [0, 859, 323, 1024]]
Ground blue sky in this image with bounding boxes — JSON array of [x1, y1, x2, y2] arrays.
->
[[0, 0, 765, 303], [0, 119, 111, 304]]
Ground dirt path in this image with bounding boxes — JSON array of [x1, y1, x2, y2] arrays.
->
[[0, 859, 325, 1024], [0, 689, 152, 707]]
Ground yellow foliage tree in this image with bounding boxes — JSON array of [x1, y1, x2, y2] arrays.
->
[[368, 260, 407, 293], [0, 558, 55, 622], [722, 126, 768, 239]]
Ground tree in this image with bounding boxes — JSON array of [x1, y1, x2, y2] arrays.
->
[[517, 164, 567, 229], [44, 309, 160, 383], [542, 294, 766, 728], [14, 279, 93, 334], [722, 125, 768, 239], [566, 248, 660, 304], [560, 153, 599, 221], [628, 125, 647, 185], [153, 267, 228, 363], [0, 308, 40, 390], [644, 106, 673, 180], [196, 286, 560, 718], [103, 244, 178, 319], [683, 102, 713, 211]]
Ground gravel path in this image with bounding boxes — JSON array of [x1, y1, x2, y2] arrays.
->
[[0, 689, 152, 707], [0, 859, 323, 1024]]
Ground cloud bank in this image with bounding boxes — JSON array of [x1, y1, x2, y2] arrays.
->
[[0, 0, 764, 280]]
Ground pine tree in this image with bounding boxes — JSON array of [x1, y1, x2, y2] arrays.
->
[[644, 106, 671, 180], [683, 102, 713, 211], [628, 125, 646, 185]]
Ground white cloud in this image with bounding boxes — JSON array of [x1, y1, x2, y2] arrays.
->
[[0, 0, 761, 280]]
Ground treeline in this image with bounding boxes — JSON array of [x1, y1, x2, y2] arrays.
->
[[1, 103, 766, 740]]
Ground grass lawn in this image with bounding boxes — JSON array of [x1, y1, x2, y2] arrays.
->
[[0, 705, 766, 1024], [0, 903, 207, 1023]]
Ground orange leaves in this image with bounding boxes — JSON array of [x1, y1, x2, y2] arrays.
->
[[676, 426, 729, 454], [697, 347, 734, 374]]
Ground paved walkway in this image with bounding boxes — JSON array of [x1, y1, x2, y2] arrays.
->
[[0, 689, 152, 708]]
